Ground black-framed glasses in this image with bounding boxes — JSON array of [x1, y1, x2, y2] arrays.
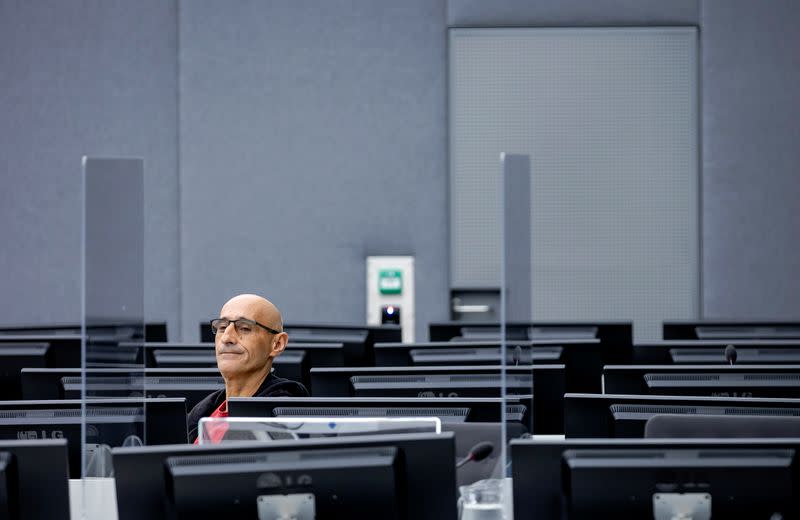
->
[[210, 318, 282, 336]]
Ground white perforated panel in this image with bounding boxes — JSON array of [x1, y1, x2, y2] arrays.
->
[[450, 28, 699, 341]]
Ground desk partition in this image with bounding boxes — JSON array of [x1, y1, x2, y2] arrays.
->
[[82, 157, 147, 491]]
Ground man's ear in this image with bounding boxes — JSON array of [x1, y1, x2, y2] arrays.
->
[[269, 332, 289, 358]]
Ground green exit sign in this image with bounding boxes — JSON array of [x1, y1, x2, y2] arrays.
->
[[378, 269, 403, 295]]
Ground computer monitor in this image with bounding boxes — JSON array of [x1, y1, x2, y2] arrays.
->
[[643, 413, 800, 438], [603, 364, 800, 398], [0, 335, 81, 368], [0, 344, 48, 400], [564, 392, 800, 438], [199, 321, 400, 344], [0, 398, 187, 477], [374, 340, 536, 366], [112, 432, 457, 520], [167, 445, 403, 517], [62, 375, 222, 411], [285, 324, 402, 357], [411, 345, 564, 365], [139, 344, 308, 386], [511, 437, 800, 520], [285, 331, 369, 367], [669, 347, 800, 364], [375, 339, 603, 393], [20, 368, 222, 409], [663, 321, 800, 340], [632, 339, 800, 364], [0, 439, 70, 518], [310, 365, 563, 433], [228, 395, 534, 433], [200, 321, 380, 366], [152, 348, 307, 385], [0, 322, 167, 342], [0, 451, 14, 516], [429, 321, 629, 349], [137, 340, 342, 373]]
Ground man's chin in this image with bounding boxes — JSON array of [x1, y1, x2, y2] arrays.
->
[[216, 358, 246, 375]]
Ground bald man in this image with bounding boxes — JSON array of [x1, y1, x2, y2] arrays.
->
[[188, 294, 309, 442]]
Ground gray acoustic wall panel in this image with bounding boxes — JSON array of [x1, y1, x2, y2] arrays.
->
[[178, 0, 448, 341], [701, 0, 800, 319], [450, 28, 699, 341], [0, 0, 180, 338]]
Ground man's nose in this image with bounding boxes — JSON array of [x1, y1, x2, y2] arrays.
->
[[220, 322, 238, 343]]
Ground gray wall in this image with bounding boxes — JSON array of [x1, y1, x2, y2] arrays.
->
[[2, 0, 798, 340], [701, 0, 800, 319], [0, 0, 180, 334], [447, 0, 699, 26], [449, 0, 800, 322], [178, 0, 448, 341]]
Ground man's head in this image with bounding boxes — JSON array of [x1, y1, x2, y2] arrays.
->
[[212, 294, 288, 383]]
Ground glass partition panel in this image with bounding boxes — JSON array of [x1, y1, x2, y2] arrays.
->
[[82, 157, 146, 480]]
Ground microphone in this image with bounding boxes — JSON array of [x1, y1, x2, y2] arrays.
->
[[512, 345, 522, 366], [456, 441, 495, 468], [725, 344, 737, 366]]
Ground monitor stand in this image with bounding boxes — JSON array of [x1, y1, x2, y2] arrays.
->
[[258, 493, 315, 520], [653, 493, 711, 520]]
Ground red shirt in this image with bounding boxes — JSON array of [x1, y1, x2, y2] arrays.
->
[[193, 400, 229, 445]]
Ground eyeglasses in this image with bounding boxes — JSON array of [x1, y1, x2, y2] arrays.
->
[[210, 318, 282, 336]]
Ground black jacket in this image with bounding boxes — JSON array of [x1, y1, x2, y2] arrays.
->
[[187, 372, 309, 442]]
